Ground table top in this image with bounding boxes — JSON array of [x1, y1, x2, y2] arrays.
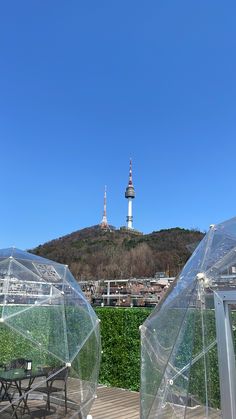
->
[[0, 367, 47, 382]]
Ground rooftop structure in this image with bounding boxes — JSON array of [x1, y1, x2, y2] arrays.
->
[[80, 276, 175, 307]]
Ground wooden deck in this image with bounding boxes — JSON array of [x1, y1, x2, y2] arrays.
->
[[0, 382, 222, 418], [90, 387, 222, 419], [0, 383, 140, 419], [90, 385, 140, 419]]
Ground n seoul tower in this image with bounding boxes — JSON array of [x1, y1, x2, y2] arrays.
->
[[125, 159, 135, 229]]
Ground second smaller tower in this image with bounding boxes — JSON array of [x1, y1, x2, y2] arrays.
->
[[100, 186, 109, 230]]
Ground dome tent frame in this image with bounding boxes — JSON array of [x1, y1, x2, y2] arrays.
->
[[214, 289, 236, 418], [141, 217, 236, 419], [0, 248, 100, 418]]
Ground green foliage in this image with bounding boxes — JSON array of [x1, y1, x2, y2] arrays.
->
[[0, 309, 56, 368], [71, 328, 99, 381], [95, 307, 222, 410], [157, 308, 220, 409], [0, 305, 95, 378], [95, 307, 151, 391], [188, 309, 220, 408], [0, 305, 151, 391]]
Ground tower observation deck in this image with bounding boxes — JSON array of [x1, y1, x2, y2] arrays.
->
[[125, 159, 135, 229]]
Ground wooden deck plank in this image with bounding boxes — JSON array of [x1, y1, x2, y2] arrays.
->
[[90, 386, 139, 419]]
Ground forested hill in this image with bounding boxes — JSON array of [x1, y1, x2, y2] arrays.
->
[[31, 226, 204, 281]]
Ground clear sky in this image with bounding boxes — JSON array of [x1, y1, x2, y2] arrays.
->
[[0, 1, 236, 249]]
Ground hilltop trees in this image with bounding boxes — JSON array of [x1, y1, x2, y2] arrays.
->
[[31, 226, 204, 280]]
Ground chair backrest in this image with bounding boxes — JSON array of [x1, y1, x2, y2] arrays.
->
[[5, 358, 27, 370], [48, 366, 69, 383]]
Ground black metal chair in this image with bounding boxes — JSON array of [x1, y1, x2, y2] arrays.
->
[[1, 358, 28, 413], [0, 363, 5, 399], [4, 358, 27, 370], [36, 366, 69, 413]]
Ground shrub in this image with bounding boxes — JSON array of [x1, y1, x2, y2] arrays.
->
[[95, 307, 151, 391]]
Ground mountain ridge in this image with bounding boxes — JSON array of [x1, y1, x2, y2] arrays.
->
[[31, 225, 204, 280]]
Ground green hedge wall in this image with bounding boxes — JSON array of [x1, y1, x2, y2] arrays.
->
[[0, 308, 58, 368], [0, 305, 151, 392], [95, 307, 222, 409], [95, 307, 152, 391]]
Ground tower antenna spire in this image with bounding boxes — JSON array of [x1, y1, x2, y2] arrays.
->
[[125, 159, 135, 229], [100, 185, 109, 230], [129, 158, 133, 186]]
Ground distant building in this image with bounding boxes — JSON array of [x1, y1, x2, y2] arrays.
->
[[79, 276, 175, 308]]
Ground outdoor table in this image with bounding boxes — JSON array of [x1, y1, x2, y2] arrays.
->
[[0, 367, 47, 418]]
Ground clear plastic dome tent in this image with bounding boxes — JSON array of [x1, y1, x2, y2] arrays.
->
[[0, 248, 100, 418], [141, 217, 236, 419]]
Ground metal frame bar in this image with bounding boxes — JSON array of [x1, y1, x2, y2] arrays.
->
[[214, 291, 236, 419]]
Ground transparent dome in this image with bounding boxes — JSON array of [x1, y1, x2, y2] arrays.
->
[[0, 248, 100, 418], [141, 217, 236, 418]]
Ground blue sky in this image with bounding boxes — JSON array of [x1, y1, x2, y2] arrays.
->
[[0, 1, 236, 249]]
